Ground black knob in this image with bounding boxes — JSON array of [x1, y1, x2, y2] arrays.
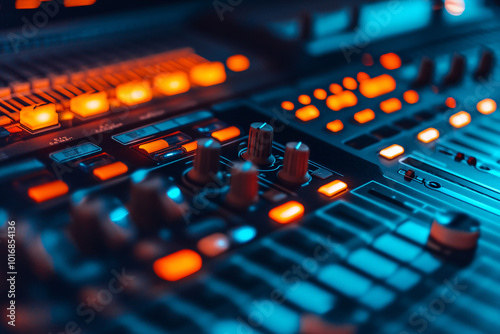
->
[[443, 53, 466, 86], [226, 161, 259, 208], [474, 49, 494, 80], [413, 56, 434, 87], [278, 141, 311, 185], [429, 211, 480, 250], [243, 122, 275, 165], [187, 138, 221, 184]]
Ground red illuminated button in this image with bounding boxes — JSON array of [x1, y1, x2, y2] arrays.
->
[[269, 201, 304, 224], [93, 162, 128, 181], [153, 249, 202, 281], [28, 180, 69, 203]]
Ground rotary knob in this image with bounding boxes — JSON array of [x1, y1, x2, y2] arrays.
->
[[226, 161, 259, 208], [243, 122, 274, 165], [429, 211, 480, 250], [278, 141, 311, 185], [413, 56, 434, 87], [443, 53, 466, 86], [187, 138, 221, 184], [474, 48, 494, 79]]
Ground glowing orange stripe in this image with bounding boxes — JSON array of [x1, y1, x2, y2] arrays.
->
[[28, 180, 69, 203], [93, 162, 129, 181], [211, 126, 241, 142], [359, 74, 396, 98], [269, 201, 304, 224], [153, 249, 202, 281]]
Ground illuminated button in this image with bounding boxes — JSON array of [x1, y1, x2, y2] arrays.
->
[[64, 0, 97, 7], [449, 111, 471, 128], [326, 120, 344, 133], [380, 53, 402, 70], [190, 61, 226, 87], [211, 126, 241, 142], [197, 233, 229, 257], [343, 77, 358, 90], [359, 74, 396, 98], [116, 81, 153, 106], [313, 89, 327, 100], [182, 141, 198, 153], [379, 144, 404, 160], [445, 0, 465, 16], [20, 104, 58, 131], [329, 83, 343, 94], [445, 97, 456, 109], [403, 90, 419, 104], [298, 94, 311, 105], [477, 98, 496, 115], [326, 91, 358, 111], [318, 180, 347, 197], [15, 0, 41, 9], [70, 92, 109, 117], [28, 180, 69, 203], [0, 116, 12, 126], [380, 98, 402, 114], [296, 105, 320, 121], [93, 162, 128, 181], [354, 109, 375, 124], [139, 139, 169, 154], [357, 72, 370, 82], [154, 72, 190, 96], [281, 101, 295, 110], [269, 201, 304, 224], [417, 128, 440, 143], [153, 249, 202, 281], [226, 54, 250, 72]]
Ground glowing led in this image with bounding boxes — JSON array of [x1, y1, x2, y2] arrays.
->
[[226, 55, 250, 72], [380, 53, 402, 70], [379, 144, 405, 160], [313, 89, 327, 100], [15, 0, 41, 9], [343, 77, 358, 90], [93, 162, 129, 181], [64, 0, 97, 7], [28, 180, 69, 203], [445, 97, 457, 109], [445, 0, 465, 16], [326, 120, 344, 133], [269, 201, 304, 224], [298, 95, 312, 105], [70, 92, 109, 117], [154, 72, 190, 96], [329, 83, 343, 94], [296, 105, 320, 121], [182, 141, 198, 153], [281, 101, 295, 110], [449, 111, 471, 128], [190, 61, 226, 86], [139, 140, 169, 154], [477, 98, 496, 115], [20, 103, 58, 131], [380, 97, 402, 113], [116, 81, 153, 106], [326, 91, 358, 111], [359, 74, 396, 98], [403, 90, 419, 104], [354, 109, 375, 124], [211, 126, 241, 142], [153, 249, 202, 281], [417, 128, 440, 143], [357, 72, 370, 82], [197, 233, 229, 257], [318, 180, 348, 197]]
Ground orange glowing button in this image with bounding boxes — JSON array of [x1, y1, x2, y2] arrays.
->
[[380, 53, 402, 70], [93, 162, 128, 181], [379, 144, 405, 160], [354, 109, 375, 124], [343, 77, 358, 90], [418, 127, 440, 143], [326, 91, 358, 111], [445, 0, 465, 16], [329, 83, 343, 94], [445, 97, 457, 109], [139, 139, 169, 154], [182, 141, 198, 153], [449, 111, 471, 128], [362, 53, 374, 66], [477, 98, 497, 115], [298, 94, 312, 105], [296, 105, 320, 121], [20, 104, 58, 131], [154, 72, 190, 96], [211, 126, 241, 142], [357, 72, 370, 82], [197, 233, 229, 257], [28, 180, 69, 203], [326, 120, 344, 133], [403, 90, 419, 104], [153, 249, 202, 281], [281, 101, 295, 110], [359, 74, 396, 98], [226, 55, 250, 72], [313, 89, 327, 100], [190, 62, 227, 87], [318, 180, 348, 197], [70, 92, 109, 117], [15, 0, 41, 9], [64, 0, 97, 7], [380, 97, 402, 114], [0, 116, 12, 126], [116, 81, 153, 106], [269, 201, 305, 224]]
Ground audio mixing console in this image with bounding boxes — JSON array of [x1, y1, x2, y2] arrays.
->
[[1, 0, 500, 333]]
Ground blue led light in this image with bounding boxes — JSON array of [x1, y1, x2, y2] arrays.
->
[[232, 226, 256, 243], [167, 186, 183, 203], [131, 169, 149, 183], [109, 206, 129, 226]]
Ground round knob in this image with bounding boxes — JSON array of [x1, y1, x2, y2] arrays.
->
[[278, 141, 310, 185], [226, 161, 259, 208], [187, 138, 221, 184], [429, 211, 480, 250], [243, 122, 274, 165]]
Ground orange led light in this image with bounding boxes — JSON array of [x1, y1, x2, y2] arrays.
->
[[64, 0, 97, 7], [281, 101, 295, 110], [154, 72, 190, 96], [449, 111, 471, 128], [477, 98, 497, 115], [70, 92, 109, 117], [20, 103, 58, 131], [357, 72, 370, 82], [445, 97, 457, 109], [326, 120, 344, 133], [93, 162, 129, 181], [380, 97, 402, 114], [329, 83, 343, 94], [313, 89, 327, 100], [418, 127, 440, 143], [139, 140, 169, 154], [182, 141, 198, 153], [326, 91, 358, 111], [379, 144, 405, 160], [0, 116, 11, 126], [318, 180, 348, 197], [16, 0, 41, 9], [28, 180, 69, 203], [211, 126, 241, 142], [354, 109, 375, 124], [403, 90, 419, 104], [445, 0, 465, 16], [296, 105, 320, 121], [343, 77, 358, 90], [116, 81, 153, 106], [190, 61, 227, 87], [269, 201, 304, 224], [298, 94, 312, 105], [226, 55, 250, 72], [362, 53, 374, 66], [359, 74, 396, 98], [197, 233, 229, 257], [153, 249, 202, 281], [380, 53, 402, 70]]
